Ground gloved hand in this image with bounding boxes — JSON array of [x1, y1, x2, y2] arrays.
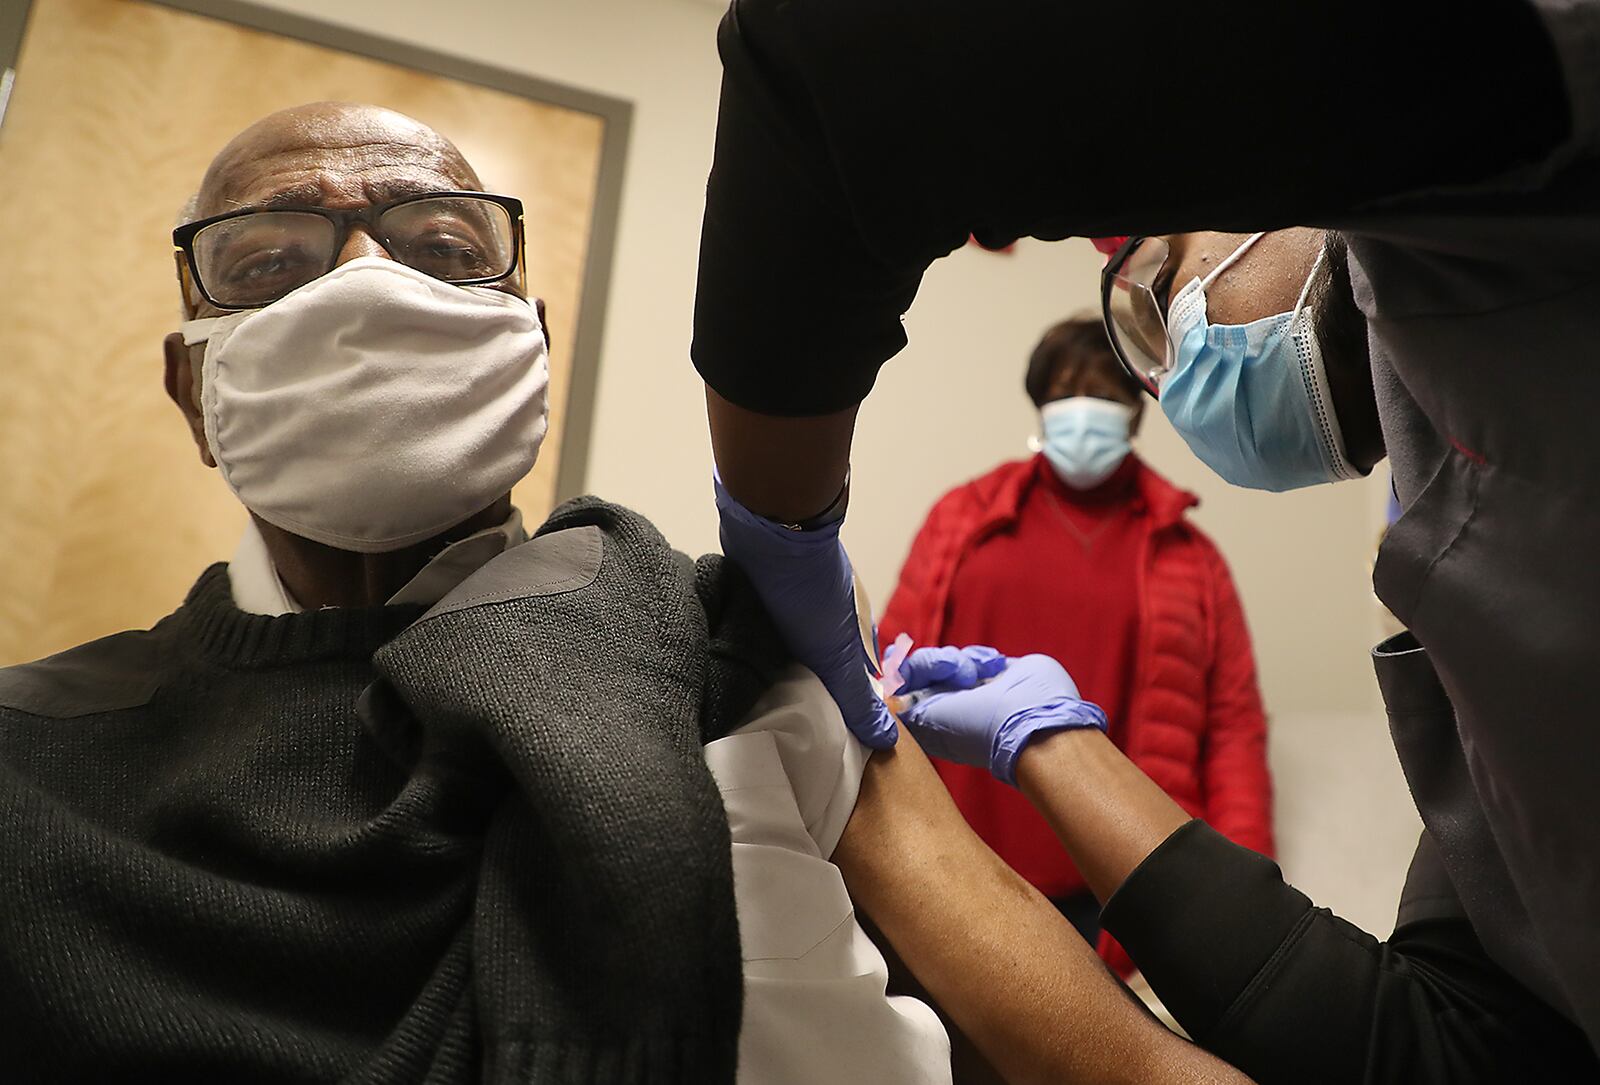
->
[[895, 647, 1107, 785], [892, 644, 1008, 692], [715, 474, 897, 749]]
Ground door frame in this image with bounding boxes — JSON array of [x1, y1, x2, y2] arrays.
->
[[0, 0, 29, 132]]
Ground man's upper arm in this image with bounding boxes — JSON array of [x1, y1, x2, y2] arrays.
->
[[705, 665, 952, 1084], [713, 664, 868, 857]]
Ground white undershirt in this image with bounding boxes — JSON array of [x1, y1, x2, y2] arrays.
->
[[227, 511, 529, 614], [226, 517, 951, 1084]]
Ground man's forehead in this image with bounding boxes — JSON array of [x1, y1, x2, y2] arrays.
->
[[198, 104, 479, 214], [209, 152, 471, 214]]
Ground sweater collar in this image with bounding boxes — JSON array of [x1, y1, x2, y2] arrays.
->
[[228, 510, 528, 617], [181, 565, 421, 668]]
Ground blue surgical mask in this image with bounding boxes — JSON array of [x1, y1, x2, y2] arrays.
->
[[1034, 397, 1134, 490], [1159, 233, 1361, 492]]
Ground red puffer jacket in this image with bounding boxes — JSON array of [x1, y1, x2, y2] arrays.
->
[[880, 455, 1274, 975]]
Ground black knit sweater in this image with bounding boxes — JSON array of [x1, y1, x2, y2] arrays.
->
[[0, 498, 787, 1083]]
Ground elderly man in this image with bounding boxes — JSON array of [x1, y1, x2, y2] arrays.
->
[[0, 102, 958, 1085]]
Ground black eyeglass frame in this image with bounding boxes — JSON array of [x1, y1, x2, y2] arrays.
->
[[1099, 234, 1171, 400], [172, 190, 527, 312]]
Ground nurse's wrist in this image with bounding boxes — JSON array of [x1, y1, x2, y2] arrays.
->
[[995, 699, 1109, 787], [1012, 722, 1110, 793], [772, 468, 850, 532], [704, 389, 858, 523], [1015, 724, 1191, 904]]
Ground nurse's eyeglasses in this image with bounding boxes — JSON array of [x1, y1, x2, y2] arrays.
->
[[1100, 235, 1174, 398], [172, 191, 526, 311]]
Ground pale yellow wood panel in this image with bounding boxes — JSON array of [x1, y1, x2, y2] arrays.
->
[[0, 0, 604, 665]]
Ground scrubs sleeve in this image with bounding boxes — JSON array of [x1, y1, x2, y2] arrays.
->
[[1100, 820, 1599, 1083], [692, 0, 1570, 417]]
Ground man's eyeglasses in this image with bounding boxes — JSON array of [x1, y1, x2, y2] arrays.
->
[[172, 191, 525, 311], [1100, 235, 1174, 397]]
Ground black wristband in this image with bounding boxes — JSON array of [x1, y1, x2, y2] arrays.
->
[[775, 469, 851, 532]]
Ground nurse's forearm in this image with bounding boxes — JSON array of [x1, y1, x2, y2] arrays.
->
[[834, 731, 1254, 1085], [705, 386, 856, 522], [1015, 728, 1193, 905]]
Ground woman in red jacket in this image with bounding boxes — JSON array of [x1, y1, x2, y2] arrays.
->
[[880, 317, 1273, 975]]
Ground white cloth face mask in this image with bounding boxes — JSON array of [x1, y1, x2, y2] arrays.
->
[[180, 256, 550, 553]]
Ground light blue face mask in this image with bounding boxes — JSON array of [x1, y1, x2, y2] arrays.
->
[[1159, 233, 1361, 492], [1033, 396, 1134, 490]]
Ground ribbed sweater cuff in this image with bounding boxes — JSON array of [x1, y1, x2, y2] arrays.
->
[[1100, 819, 1312, 1043]]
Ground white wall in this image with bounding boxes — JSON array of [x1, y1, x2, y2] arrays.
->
[[245, 0, 1415, 922]]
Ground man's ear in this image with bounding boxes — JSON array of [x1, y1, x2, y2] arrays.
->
[[163, 332, 216, 468], [1129, 397, 1146, 436], [534, 297, 549, 350]]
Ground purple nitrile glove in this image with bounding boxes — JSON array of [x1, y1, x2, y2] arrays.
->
[[714, 474, 897, 749], [893, 644, 1007, 692], [896, 647, 1108, 785]]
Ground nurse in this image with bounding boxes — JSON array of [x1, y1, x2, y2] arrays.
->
[[693, 0, 1600, 1078]]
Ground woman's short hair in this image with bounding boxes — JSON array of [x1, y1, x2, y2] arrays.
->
[[1024, 316, 1140, 408]]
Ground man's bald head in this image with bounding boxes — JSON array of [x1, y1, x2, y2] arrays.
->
[[175, 102, 494, 321], [165, 103, 519, 469], [194, 102, 482, 221]]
